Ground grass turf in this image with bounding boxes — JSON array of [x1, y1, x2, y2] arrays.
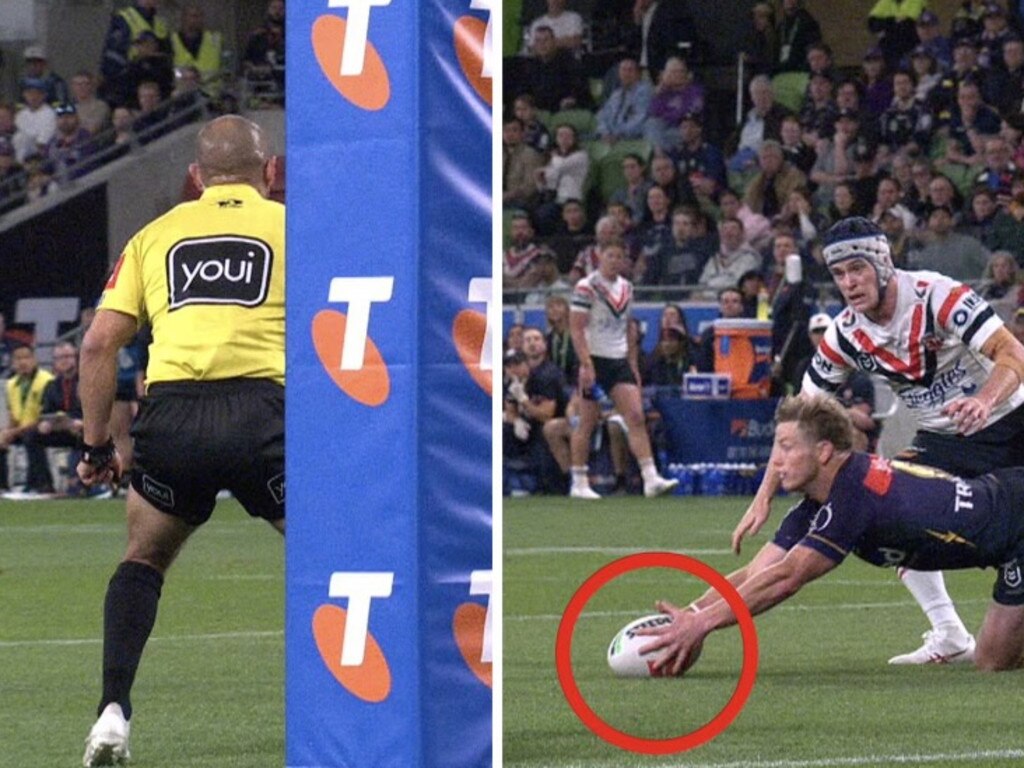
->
[[503, 495, 1024, 768], [0, 498, 283, 767]]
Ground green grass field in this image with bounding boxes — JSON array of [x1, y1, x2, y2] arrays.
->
[[504, 495, 1024, 768], [0, 498, 283, 767]]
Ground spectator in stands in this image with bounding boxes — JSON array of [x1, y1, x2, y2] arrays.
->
[[100, 0, 171, 107], [908, 203, 990, 279], [799, 72, 839, 143], [504, 324, 524, 353], [878, 68, 933, 162], [775, 186, 826, 243], [0, 343, 55, 494], [879, 206, 913, 266], [44, 104, 93, 180], [959, 186, 1001, 248], [649, 153, 697, 210], [739, 269, 770, 318], [512, 94, 550, 155], [23, 152, 57, 201], [168, 65, 207, 123], [534, 123, 589, 233], [132, 80, 169, 143], [606, 201, 644, 261], [1002, 113, 1024, 169], [805, 42, 837, 88], [635, 185, 674, 283], [523, 250, 572, 305], [504, 213, 554, 289], [671, 112, 726, 203], [0, 138, 27, 214], [951, 1, 988, 44], [547, 198, 593, 268], [930, 37, 988, 122], [518, 27, 591, 113], [868, 0, 924, 70], [0, 312, 15, 377], [909, 45, 943, 104], [911, 10, 952, 69], [123, 31, 175, 105], [810, 109, 860, 209], [609, 153, 653, 225], [630, 0, 699, 81], [980, 250, 1020, 322], [645, 58, 704, 152], [545, 294, 578, 385], [979, 3, 1015, 69], [69, 71, 110, 135], [503, 117, 543, 210], [742, 3, 778, 77], [526, 0, 583, 52], [699, 217, 762, 292], [721, 186, 771, 248], [20, 45, 69, 106], [925, 172, 964, 219], [647, 326, 692, 386], [974, 135, 1018, 199], [775, 0, 822, 74], [171, 4, 223, 97], [596, 58, 652, 144], [728, 75, 791, 172], [107, 106, 136, 156], [695, 287, 745, 371], [859, 47, 893, 119], [779, 114, 816, 175], [659, 205, 715, 286], [13, 79, 56, 163], [570, 214, 624, 282], [835, 79, 877, 141], [24, 340, 83, 489], [870, 176, 918, 230], [985, 35, 1024, 114], [243, 0, 285, 100], [938, 79, 1002, 170], [744, 139, 808, 220]]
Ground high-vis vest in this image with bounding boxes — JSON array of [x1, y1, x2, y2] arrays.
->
[[120, 6, 170, 59], [171, 30, 223, 94]]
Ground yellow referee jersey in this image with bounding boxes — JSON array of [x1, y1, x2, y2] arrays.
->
[[99, 183, 284, 386]]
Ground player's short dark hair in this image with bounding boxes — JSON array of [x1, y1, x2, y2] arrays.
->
[[775, 395, 854, 452]]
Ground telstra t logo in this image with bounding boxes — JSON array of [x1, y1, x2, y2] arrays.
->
[[452, 569, 493, 687], [313, 571, 395, 703], [312, 0, 392, 111], [454, 0, 493, 105], [312, 277, 393, 406], [452, 277, 493, 395]]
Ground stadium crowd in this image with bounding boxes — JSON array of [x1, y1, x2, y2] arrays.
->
[[0, 0, 286, 217], [503, 0, 1024, 495]]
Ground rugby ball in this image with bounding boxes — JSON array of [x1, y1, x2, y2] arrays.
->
[[607, 613, 701, 678]]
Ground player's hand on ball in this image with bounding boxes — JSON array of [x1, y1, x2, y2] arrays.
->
[[635, 600, 707, 676]]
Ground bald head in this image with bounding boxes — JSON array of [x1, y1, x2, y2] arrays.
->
[[193, 115, 270, 189]]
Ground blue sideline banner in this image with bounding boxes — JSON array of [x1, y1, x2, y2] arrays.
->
[[285, 3, 493, 767]]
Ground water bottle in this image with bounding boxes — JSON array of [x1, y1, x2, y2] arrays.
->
[[677, 465, 694, 495], [704, 465, 725, 496]]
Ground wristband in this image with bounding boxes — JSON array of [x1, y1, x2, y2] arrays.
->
[[80, 437, 116, 470]]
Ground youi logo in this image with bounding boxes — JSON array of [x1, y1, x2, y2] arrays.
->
[[312, 277, 393, 406], [454, 0, 493, 105], [312, 0, 393, 111]]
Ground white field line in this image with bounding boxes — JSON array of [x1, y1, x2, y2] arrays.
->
[[509, 748, 1024, 768], [0, 629, 282, 649], [507, 547, 734, 556]]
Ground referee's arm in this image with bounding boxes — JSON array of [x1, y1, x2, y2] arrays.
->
[[79, 309, 138, 447]]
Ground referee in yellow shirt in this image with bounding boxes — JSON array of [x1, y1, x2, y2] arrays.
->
[[77, 115, 284, 767]]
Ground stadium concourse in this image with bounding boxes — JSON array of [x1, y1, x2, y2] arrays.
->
[[502, 0, 1024, 496]]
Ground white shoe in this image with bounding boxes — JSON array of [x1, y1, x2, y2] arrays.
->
[[887, 630, 976, 665], [643, 476, 679, 498], [83, 703, 131, 766], [570, 486, 601, 500]]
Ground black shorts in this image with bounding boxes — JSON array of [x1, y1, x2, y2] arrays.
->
[[896, 403, 1024, 479], [115, 380, 138, 402], [991, 469, 1024, 606], [583, 356, 637, 400], [130, 378, 284, 526]]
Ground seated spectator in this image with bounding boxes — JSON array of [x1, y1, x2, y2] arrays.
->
[[925, 172, 965, 220], [525, 0, 583, 51], [511, 26, 591, 112], [647, 326, 693, 387], [979, 3, 1015, 69], [974, 135, 1017, 200], [739, 269, 770, 318], [980, 250, 1020, 322], [546, 198, 593, 268], [775, 0, 823, 74], [938, 79, 1002, 170], [504, 213, 555, 289], [24, 340, 83, 490], [930, 38, 990, 122], [904, 157, 934, 216], [522, 250, 572, 304], [596, 58, 652, 143], [100, 0, 172, 108], [879, 206, 913, 267], [799, 72, 839, 143], [605, 201, 644, 261], [779, 114, 816, 175], [960, 185, 1002, 250], [774, 186, 827, 243], [835, 79, 878, 142], [512, 94, 550, 154], [24, 152, 58, 201], [649, 153, 696, 210], [0, 344, 55, 494], [635, 186, 674, 283], [670, 112, 726, 203], [810, 109, 860, 209], [878, 68, 934, 161], [985, 35, 1024, 115], [727, 75, 791, 172], [858, 47, 893, 119], [644, 57, 704, 152], [869, 176, 917, 230], [503, 117, 543, 210], [849, 140, 885, 213], [909, 46, 943, 105], [698, 217, 762, 292], [658, 205, 716, 286], [44, 103, 93, 180], [608, 153, 654, 225], [744, 139, 808, 220], [243, 0, 285, 101], [544, 294, 578, 385], [69, 71, 110, 135], [504, 324, 524, 353], [907, 203, 990, 279], [990, 176, 1024, 260], [721, 186, 772, 248], [742, 2, 778, 76], [123, 31, 175, 104], [695, 287, 746, 371], [0, 138, 27, 214], [825, 181, 864, 224], [763, 230, 802, 298], [534, 123, 589, 233], [171, 4, 223, 97], [569, 215, 623, 282], [20, 45, 69, 105], [13, 79, 56, 162], [910, 10, 952, 70], [951, 2, 987, 47], [804, 41, 837, 88], [132, 80, 170, 143]]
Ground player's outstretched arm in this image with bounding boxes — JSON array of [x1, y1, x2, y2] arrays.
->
[[732, 447, 783, 554], [690, 541, 788, 612]]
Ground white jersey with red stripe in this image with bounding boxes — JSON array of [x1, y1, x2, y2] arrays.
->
[[571, 271, 632, 359], [803, 269, 1024, 434]]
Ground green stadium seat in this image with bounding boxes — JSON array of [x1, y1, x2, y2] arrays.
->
[[771, 71, 809, 113], [597, 140, 654, 202], [549, 109, 598, 139]]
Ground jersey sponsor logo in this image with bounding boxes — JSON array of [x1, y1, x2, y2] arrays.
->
[[267, 472, 285, 504], [454, 1, 493, 106], [166, 236, 272, 310], [730, 418, 774, 439], [925, 529, 976, 547], [312, 571, 394, 703], [452, 277, 493, 395], [141, 473, 174, 508], [452, 569, 493, 687], [312, 1, 392, 111], [879, 547, 906, 566], [312, 277, 393, 406], [863, 455, 893, 495]]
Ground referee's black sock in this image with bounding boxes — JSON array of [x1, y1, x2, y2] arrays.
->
[[98, 560, 164, 721]]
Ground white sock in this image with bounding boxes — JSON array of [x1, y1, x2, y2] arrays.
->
[[899, 568, 969, 638], [570, 466, 589, 489], [639, 458, 659, 484]]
